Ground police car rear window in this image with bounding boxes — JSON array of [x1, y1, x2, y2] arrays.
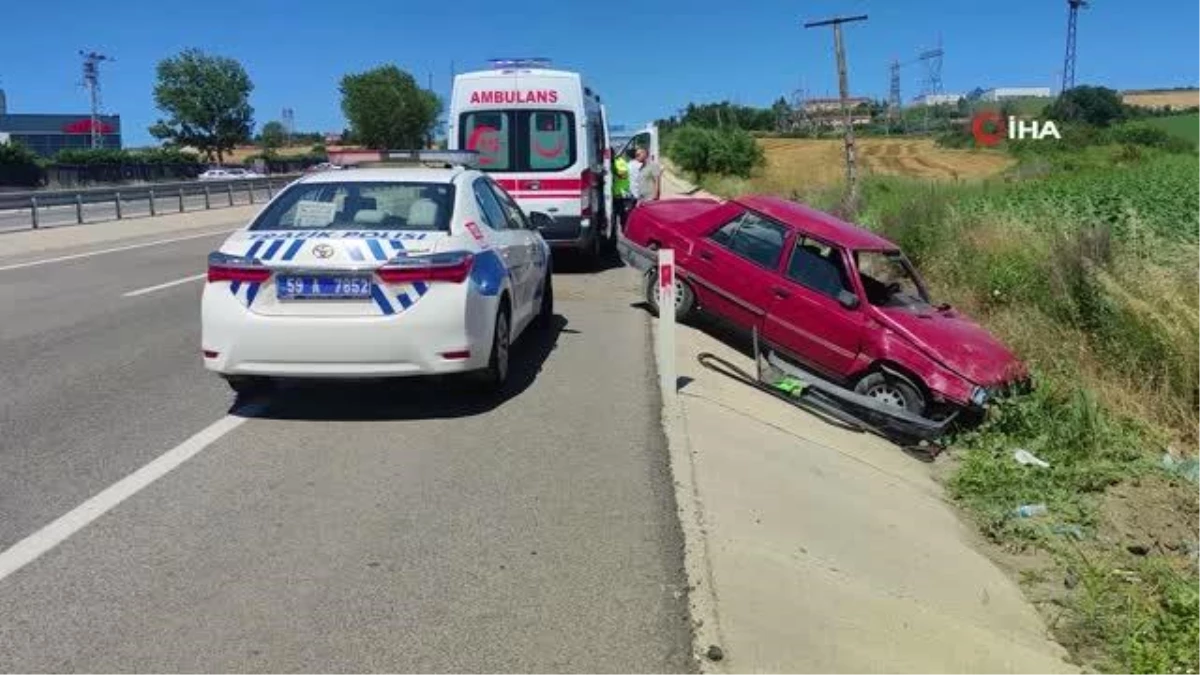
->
[[250, 182, 456, 231]]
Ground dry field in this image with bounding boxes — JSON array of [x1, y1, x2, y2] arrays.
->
[[749, 137, 1015, 194], [1122, 89, 1199, 109]]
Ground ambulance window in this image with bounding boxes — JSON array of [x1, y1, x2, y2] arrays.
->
[[461, 111, 511, 170], [527, 111, 572, 171]]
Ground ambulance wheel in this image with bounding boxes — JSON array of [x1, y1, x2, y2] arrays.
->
[[587, 231, 604, 269]]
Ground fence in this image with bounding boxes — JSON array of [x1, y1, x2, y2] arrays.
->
[[0, 175, 303, 231]]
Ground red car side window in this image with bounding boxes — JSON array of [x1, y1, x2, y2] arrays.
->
[[708, 212, 788, 270]]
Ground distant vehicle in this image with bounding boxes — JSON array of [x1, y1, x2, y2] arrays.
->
[[448, 57, 615, 264], [199, 167, 262, 180], [619, 195, 1030, 416], [201, 150, 554, 397], [304, 162, 344, 173]]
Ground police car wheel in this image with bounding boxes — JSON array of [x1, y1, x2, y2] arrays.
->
[[476, 305, 511, 390], [224, 375, 272, 397], [535, 273, 554, 330]]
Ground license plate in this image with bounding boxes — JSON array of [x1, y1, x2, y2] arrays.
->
[[276, 275, 373, 299]]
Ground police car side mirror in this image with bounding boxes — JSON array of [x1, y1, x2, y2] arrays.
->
[[529, 212, 554, 230]]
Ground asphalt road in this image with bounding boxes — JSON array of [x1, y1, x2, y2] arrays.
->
[[0, 227, 693, 672], [0, 183, 273, 233]]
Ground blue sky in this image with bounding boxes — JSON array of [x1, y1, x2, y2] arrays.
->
[[1, 0, 1196, 146]]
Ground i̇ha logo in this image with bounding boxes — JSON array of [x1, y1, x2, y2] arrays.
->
[[971, 111, 1062, 146]]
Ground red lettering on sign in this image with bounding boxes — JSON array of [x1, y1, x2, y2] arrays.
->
[[467, 90, 560, 106]]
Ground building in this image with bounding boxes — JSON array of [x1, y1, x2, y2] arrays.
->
[[801, 97, 874, 127], [0, 102, 122, 158], [978, 87, 1052, 102], [912, 93, 963, 106]]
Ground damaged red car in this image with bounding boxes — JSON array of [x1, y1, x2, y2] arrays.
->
[[619, 195, 1030, 416]]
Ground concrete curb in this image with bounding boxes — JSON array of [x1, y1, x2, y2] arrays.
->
[[655, 317, 727, 674]]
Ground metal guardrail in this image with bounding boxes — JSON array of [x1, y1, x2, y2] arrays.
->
[[0, 174, 304, 230]]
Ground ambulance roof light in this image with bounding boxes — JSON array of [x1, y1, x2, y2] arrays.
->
[[488, 57, 552, 70], [326, 149, 480, 169]]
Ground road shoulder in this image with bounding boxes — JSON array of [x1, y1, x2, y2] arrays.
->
[[0, 205, 261, 262]]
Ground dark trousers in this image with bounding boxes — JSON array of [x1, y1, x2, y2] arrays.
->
[[614, 196, 635, 233]]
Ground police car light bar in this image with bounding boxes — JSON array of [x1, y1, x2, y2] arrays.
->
[[488, 57, 552, 70], [327, 149, 480, 169]]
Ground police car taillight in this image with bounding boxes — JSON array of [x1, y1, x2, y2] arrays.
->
[[207, 251, 271, 283], [377, 251, 474, 284]]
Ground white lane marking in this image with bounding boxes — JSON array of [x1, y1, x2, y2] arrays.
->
[[0, 408, 261, 583], [0, 228, 237, 273], [122, 273, 206, 298]]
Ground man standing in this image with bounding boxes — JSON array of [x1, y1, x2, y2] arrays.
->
[[612, 148, 632, 233], [626, 147, 643, 205], [634, 146, 661, 204]]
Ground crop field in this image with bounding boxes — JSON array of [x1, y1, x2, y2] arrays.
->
[[1141, 112, 1200, 144], [1122, 88, 1200, 109], [749, 137, 1015, 195]]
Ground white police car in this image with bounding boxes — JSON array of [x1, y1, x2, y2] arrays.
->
[[201, 150, 553, 396]]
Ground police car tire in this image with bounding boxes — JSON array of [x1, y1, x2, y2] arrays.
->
[[535, 273, 554, 330], [224, 375, 271, 397], [475, 304, 511, 391]]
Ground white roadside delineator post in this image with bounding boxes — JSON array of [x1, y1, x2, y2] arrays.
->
[[657, 248, 677, 399]]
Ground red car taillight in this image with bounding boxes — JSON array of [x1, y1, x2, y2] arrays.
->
[[207, 251, 271, 283], [377, 251, 474, 284]]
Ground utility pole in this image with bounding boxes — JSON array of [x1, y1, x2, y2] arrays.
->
[[79, 50, 113, 150], [804, 14, 867, 214]]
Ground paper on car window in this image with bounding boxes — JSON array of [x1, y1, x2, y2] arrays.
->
[[293, 200, 337, 227]]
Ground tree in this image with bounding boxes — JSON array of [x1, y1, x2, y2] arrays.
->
[[260, 120, 288, 154], [149, 49, 254, 164], [340, 65, 440, 149], [1045, 85, 1127, 127]]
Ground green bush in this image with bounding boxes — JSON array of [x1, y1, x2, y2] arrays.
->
[[53, 147, 202, 167], [666, 125, 764, 178], [0, 142, 44, 187]]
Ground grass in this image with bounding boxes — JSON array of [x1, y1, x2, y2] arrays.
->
[[1140, 113, 1200, 145], [696, 140, 1200, 673]]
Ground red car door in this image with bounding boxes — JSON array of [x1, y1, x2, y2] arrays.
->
[[685, 210, 790, 333], [763, 235, 866, 379]]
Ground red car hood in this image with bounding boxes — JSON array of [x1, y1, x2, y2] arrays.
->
[[874, 306, 1027, 386]]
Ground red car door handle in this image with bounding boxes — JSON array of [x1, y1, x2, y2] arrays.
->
[[772, 287, 791, 299], [698, 250, 713, 261]]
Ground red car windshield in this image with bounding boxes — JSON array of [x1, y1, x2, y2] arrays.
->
[[855, 250, 931, 308]]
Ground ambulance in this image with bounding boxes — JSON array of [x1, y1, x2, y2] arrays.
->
[[448, 58, 615, 263]]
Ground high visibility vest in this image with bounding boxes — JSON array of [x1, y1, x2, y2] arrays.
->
[[613, 156, 630, 197]]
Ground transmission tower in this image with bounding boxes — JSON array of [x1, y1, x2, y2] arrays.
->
[[281, 107, 295, 142], [888, 58, 902, 125], [1062, 0, 1089, 92], [917, 38, 944, 132], [79, 50, 113, 150]]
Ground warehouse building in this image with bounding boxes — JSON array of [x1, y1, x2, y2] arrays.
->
[[0, 89, 122, 158], [978, 87, 1052, 102]]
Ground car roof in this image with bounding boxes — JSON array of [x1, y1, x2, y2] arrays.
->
[[297, 166, 469, 185], [735, 195, 898, 251]]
